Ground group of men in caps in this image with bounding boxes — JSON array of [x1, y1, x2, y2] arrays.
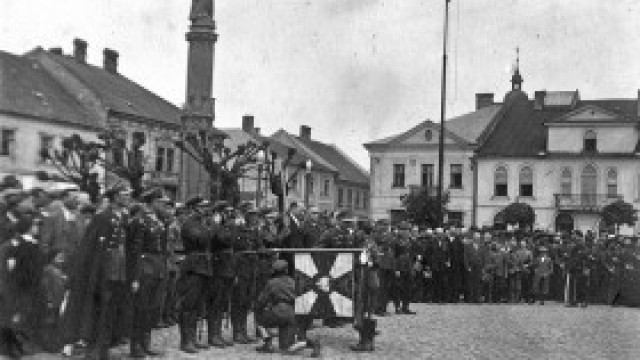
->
[[367, 224, 640, 311]]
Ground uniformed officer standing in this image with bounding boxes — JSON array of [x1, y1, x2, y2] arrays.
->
[[175, 197, 218, 354], [70, 186, 132, 360], [128, 188, 170, 357]]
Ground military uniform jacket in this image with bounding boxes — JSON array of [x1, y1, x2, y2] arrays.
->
[[180, 214, 214, 277], [87, 207, 130, 282], [129, 209, 168, 280], [212, 224, 236, 278]]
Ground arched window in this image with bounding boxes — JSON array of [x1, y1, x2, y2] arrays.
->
[[561, 168, 572, 197], [607, 168, 618, 198], [494, 166, 508, 197], [584, 130, 597, 152], [519, 166, 533, 197]]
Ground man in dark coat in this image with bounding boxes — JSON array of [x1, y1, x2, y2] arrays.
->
[[127, 188, 170, 357], [63, 186, 133, 360]]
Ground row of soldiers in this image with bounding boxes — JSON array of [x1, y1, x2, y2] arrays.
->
[[0, 174, 366, 358], [367, 226, 640, 312]]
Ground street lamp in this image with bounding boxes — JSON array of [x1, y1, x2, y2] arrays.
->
[[304, 159, 313, 209]]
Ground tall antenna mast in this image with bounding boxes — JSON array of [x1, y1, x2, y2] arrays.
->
[[437, 0, 451, 226]]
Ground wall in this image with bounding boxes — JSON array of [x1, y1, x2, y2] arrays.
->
[[475, 157, 640, 233], [548, 126, 638, 153], [0, 112, 99, 178], [369, 147, 474, 226]]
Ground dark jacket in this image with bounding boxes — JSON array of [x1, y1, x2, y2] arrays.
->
[[256, 274, 296, 327]]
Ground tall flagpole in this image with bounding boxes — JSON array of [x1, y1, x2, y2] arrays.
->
[[437, 0, 450, 227]]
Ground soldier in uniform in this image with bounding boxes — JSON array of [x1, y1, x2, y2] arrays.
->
[[175, 197, 217, 353], [128, 188, 170, 357], [65, 185, 132, 360]]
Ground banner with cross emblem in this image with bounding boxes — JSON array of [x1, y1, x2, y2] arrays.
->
[[294, 250, 361, 319]]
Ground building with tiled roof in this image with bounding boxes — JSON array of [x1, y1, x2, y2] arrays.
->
[[365, 62, 640, 234], [0, 39, 183, 196], [271, 126, 369, 216], [474, 70, 640, 234], [364, 100, 500, 224]]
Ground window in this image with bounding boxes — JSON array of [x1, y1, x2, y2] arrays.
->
[[347, 189, 353, 209], [355, 191, 360, 209], [421, 164, 434, 188], [166, 148, 175, 172], [448, 211, 464, 227], [156, 147, 166, 172], [1, 129, 16, 156], [450, 164, 463, 189], [425, 130, 433, 141], [584, 130, 597, 152], [561, 168, 572, 198], [607, 168, 618, 198], [291, 174, 299, 193], [494, 166, 508, 197], [338, 188, 344, 207], [392, 164, 405, 188], [308, 175, 314, 195], [112, 136, 126, 166], [39, 134, 54, 162], [322, 179, 330, 197], [519, 166, 533, 197], [363, 193, 368, 210]]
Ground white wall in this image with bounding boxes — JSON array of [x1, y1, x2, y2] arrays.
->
[[548, 126, 638, 153], [369, 147, 474, 225], [476, 157, 640, 233]]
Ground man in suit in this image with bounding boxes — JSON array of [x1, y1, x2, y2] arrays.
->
[[40, 189, 85, 271]]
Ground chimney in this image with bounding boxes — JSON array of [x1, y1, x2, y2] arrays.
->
[[73, 38, 87, 64], [475, 93, 494, 110], [242, 115, 254, 132], [534, 90, 546, 110], [103, 48, 119, 74], [300, 125, 311, 139], [49, 47, 63, 55]]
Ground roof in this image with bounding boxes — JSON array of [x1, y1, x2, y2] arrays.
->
[[0, 50, 101, 128], [296, 136, 370, 185], [476, 90, 639, 158], [33, 48, 182, 126], [271, 130, 337, 173], [364, 104, 501, 148]]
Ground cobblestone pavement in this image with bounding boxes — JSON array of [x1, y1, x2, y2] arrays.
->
[[27, 302, 640, 360]]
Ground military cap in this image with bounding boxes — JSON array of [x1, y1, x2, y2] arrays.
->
[[0, 187, 25, 198], [213, 200, 228, 210], [198, 199, 211, 207], [103, 185, 132, 200], [272, 259, 288, 272], [185, 195, 204, 208], [140, 187, 170, 203], [266, 211, 280, 219], [0, 175, 23, 190]]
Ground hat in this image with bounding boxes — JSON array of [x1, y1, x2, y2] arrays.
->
[[185, 196, 204, 208], [140, 187, 170, 203], [0, 187, 25, 198], [213, 200, 228, 210], [272, 259, 288, 272], [104, 185, 132, 200], [0, 175, 23, 190], [198, 200, 211, 207]]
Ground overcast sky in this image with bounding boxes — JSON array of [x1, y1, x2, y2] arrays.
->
[[2, 0, 640, 168]]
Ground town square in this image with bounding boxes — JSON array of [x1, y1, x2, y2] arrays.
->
[[1, 1, 640, 359]]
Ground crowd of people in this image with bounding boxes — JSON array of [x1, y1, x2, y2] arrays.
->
[[0, 173, 639, 359]]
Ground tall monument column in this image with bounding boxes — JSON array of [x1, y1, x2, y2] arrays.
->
[[179, 0, 220, 201]]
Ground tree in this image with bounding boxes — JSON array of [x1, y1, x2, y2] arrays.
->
[[40, 129, 149, 202], [39, 134, 103, 202], [175, 131, 269, 205], [601, 200, 638, 234], [400, 187, 448, 228], [498, 202, 536, 230]]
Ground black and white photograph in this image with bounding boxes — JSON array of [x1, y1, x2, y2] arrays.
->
[[1, 0, 640, 359]]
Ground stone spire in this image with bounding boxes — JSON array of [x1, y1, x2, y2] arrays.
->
[[511, 47, 523, 91], [180, 0, 223, 201]]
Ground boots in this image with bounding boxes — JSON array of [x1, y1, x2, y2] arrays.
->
[[143, 332, 162, 356], [179, 313, 198, 354], [207, 313, 231, 348], [232, 312, 255, 344], [350, 319, 376, 352]]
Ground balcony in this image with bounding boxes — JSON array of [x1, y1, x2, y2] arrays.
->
[[554, 193, 622, 212]]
